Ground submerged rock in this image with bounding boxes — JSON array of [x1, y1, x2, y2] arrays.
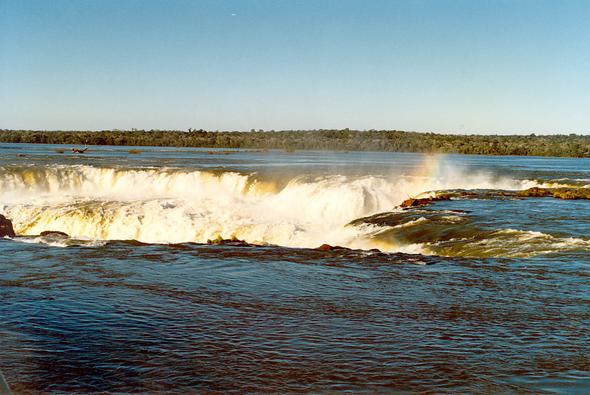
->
[[40, 230, 69, 238], [0, 214, 16, 237]]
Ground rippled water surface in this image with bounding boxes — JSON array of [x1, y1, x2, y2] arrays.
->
[[1, 144, 589, 393]]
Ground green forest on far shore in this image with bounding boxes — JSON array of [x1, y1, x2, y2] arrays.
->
[[1, 129, 590, 157]]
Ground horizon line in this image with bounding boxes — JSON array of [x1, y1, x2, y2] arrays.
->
[[0, 128, 587, 137]]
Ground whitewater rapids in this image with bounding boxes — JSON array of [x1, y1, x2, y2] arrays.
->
[[0, 163, 541, 252]]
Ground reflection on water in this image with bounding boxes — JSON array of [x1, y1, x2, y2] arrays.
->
[[2, 241, 589, 393], [1, 144, 590, 393]]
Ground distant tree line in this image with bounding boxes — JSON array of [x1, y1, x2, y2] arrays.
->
[[1, 128, 589, 157]]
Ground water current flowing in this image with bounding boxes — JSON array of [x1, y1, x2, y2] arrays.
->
[[1, 144, 589, 393]]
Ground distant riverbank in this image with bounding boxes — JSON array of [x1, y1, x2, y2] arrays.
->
[[1, 129, 589, 157]]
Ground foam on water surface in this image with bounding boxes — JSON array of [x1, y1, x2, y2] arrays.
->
[[0, 160, 537, 251]]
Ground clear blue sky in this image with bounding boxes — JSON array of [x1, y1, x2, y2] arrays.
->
[[1, 0, 589, 134]]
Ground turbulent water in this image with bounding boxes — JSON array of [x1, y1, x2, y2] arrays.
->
[[1, 143, 589, 393]]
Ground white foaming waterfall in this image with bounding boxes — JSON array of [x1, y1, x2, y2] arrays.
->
[[0, 163, 537, 250]]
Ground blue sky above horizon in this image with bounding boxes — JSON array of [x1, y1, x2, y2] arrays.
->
[[1, 0, 589, 134]]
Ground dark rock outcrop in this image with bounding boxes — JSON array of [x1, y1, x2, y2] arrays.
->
[[0, 215, 16, 237], [40, 230, 69, 238], [516, 187, 552, 197], [316, 244, 348, 251], [206, 235, 251, 246], [400, 197, 432, 208], [552, 187, 590, 200], [517, 186, 590, 200], [400, 194, 451, 208]]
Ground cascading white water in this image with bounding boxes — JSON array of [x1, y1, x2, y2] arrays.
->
[[0, 164, 539, 249]]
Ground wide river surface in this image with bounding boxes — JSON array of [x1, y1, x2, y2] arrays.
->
[[1, 143, 589, 393]]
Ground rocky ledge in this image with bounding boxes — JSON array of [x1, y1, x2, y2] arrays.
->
[[399, 194, 451, 208], [0, 214, 15, 238], [517, 187, 590, 200], [0, 215, 71, 239]]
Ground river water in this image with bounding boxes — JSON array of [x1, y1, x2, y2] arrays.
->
[[1, 143, 589, 393]]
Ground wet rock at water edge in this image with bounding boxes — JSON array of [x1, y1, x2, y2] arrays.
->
[[400, 197, 432, 208], [316, 244, 348, 251], [517, 186, 590, 200], [400, 194, 451, 208], [516, 187, 552, 197], [206, 235, 251, 246], [551, 187, 590, 200], [40, 230, 69, 238], [0, 215, 16, 237]]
